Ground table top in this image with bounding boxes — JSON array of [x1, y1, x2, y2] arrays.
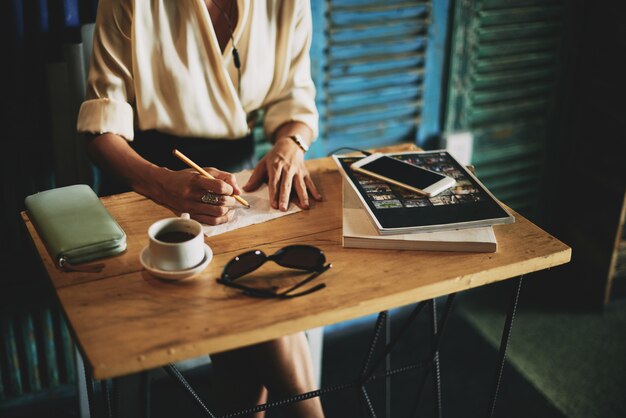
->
[[21, 144, 571, 380]]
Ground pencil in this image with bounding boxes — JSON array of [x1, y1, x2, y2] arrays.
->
[[172, 149, 251, 208]]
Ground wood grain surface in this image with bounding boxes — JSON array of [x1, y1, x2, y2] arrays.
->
[[21, 144, 571, 379]]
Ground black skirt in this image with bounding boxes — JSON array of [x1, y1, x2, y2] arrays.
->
[[96, 130, 256, 196]]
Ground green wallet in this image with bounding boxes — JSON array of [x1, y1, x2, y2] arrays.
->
[[24, 184, 127, 270]]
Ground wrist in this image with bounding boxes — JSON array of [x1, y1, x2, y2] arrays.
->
[[134, 164, 169, 200], [276, 134, 309, 153]]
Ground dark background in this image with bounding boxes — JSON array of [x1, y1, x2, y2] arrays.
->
[[1, 0, 624, 416]]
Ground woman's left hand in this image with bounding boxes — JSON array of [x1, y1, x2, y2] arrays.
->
[[243, 136, 322, 211]]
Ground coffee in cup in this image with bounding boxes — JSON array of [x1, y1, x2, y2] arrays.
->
[[148, 213, 205, 271]]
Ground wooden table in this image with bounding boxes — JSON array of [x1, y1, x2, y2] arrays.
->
[[21, 144, 571, 417]]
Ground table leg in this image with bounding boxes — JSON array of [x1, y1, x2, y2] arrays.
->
[[361, 302, 427, 383], [358, 311, 388, 417], [359, 312, 389, 381], [163, 363, 217, 418], [431, 299, 443, 418], [385, 312, 391, 418], [359, 385, 379, 418], [487, 275, 524, 418], [166, 359, 348, 418], [409, 295, 456, 418], [157, 295, 458, 418], [357, 296, 454, 418]]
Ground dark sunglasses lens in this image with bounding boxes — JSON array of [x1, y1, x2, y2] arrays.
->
[[224, 251, 266, 280], [275, 246, 324, 270]]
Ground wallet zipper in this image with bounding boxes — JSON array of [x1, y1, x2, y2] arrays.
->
[[59, 257, 105, 273]]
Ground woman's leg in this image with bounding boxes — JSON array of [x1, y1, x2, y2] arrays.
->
[[252, 332, 325, 417], [211, 346, 268, 418], [211, 333, 325, 418]]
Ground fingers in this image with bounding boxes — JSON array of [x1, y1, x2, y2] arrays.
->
[[293, 174, 309, 209], [292, 170, 323, 208], [188, 199, 236, 226], [160, 169, 241, 226], [206, 168, 242, 195], [277, 171, 321, 211], [263, 161, 322, 211], [196, 155, 322, 213], [199, 193, 239, 207], [305, 175, 323, 201], [188, 200, 233, 216], [267, 162, 283, 210], [278, 169, 294, 211], [192, 210, 234, 226], [187, 180, 239, 225], [196, 177, 234, 196], [243, 158, 267, 192]]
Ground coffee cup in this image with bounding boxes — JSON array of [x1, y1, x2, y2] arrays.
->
[[148, 213, 205, 271]]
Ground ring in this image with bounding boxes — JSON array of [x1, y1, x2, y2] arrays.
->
[[201, 192, 220, 205]]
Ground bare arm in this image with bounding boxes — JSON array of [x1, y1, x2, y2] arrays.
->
[[86, 133, 242, 225], [242, 1, 322, 211]]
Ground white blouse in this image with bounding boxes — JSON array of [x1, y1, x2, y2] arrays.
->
[[76, 0, 318, 142]]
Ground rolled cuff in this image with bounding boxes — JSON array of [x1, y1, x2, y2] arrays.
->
[[264, 96, 319, 141], [76, 98, 135, 141]]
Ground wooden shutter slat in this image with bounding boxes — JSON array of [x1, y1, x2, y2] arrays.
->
[[311, 0, 432, 155]]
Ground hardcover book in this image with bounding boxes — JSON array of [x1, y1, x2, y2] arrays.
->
[[342, 179, 497, 252], [334, 150, 514, 235]]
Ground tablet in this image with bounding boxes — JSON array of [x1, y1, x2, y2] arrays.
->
[[333, 150, 515, 235]]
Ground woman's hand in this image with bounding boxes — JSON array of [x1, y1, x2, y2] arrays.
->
[[243, 137, 322, 211], [152, 167, 242, 226], [85, 134, 243, 225]]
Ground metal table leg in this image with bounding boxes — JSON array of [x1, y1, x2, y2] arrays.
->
[[487, 275, 524, 418], [385, 312, 391, 418], [409, 295, 456, 418], [431, 299, 443, 418], [158, 293, 460, 418], [73, 276, 525, 418]]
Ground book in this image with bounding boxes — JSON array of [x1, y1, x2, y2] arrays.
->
[[333, 150, 514, 235], [342, 179, 497, 252]]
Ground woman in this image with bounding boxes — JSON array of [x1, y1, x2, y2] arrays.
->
[[77, 0, 325, 416]]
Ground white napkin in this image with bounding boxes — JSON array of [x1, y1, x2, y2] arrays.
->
[[202, 170, 302, 237]]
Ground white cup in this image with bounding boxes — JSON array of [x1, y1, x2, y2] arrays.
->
[[148, 213, 205, 271]]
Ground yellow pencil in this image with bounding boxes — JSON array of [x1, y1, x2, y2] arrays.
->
[[172, 149, 251, 208]]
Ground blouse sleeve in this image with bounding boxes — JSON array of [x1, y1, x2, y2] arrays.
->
[[76, 0, 135, 141], [263, 0, 319, 141]]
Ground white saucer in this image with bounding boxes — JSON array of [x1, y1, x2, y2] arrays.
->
[[139, 244, 212, 281]]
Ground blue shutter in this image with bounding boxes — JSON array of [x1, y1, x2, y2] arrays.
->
[[309, 0, 449, 158], [444, 0, 568, 218]]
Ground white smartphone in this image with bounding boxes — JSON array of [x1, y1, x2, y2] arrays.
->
[[350, 153, 456, 197]]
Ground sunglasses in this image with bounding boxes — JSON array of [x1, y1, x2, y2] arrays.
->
[[216, 245, 331, 298]]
